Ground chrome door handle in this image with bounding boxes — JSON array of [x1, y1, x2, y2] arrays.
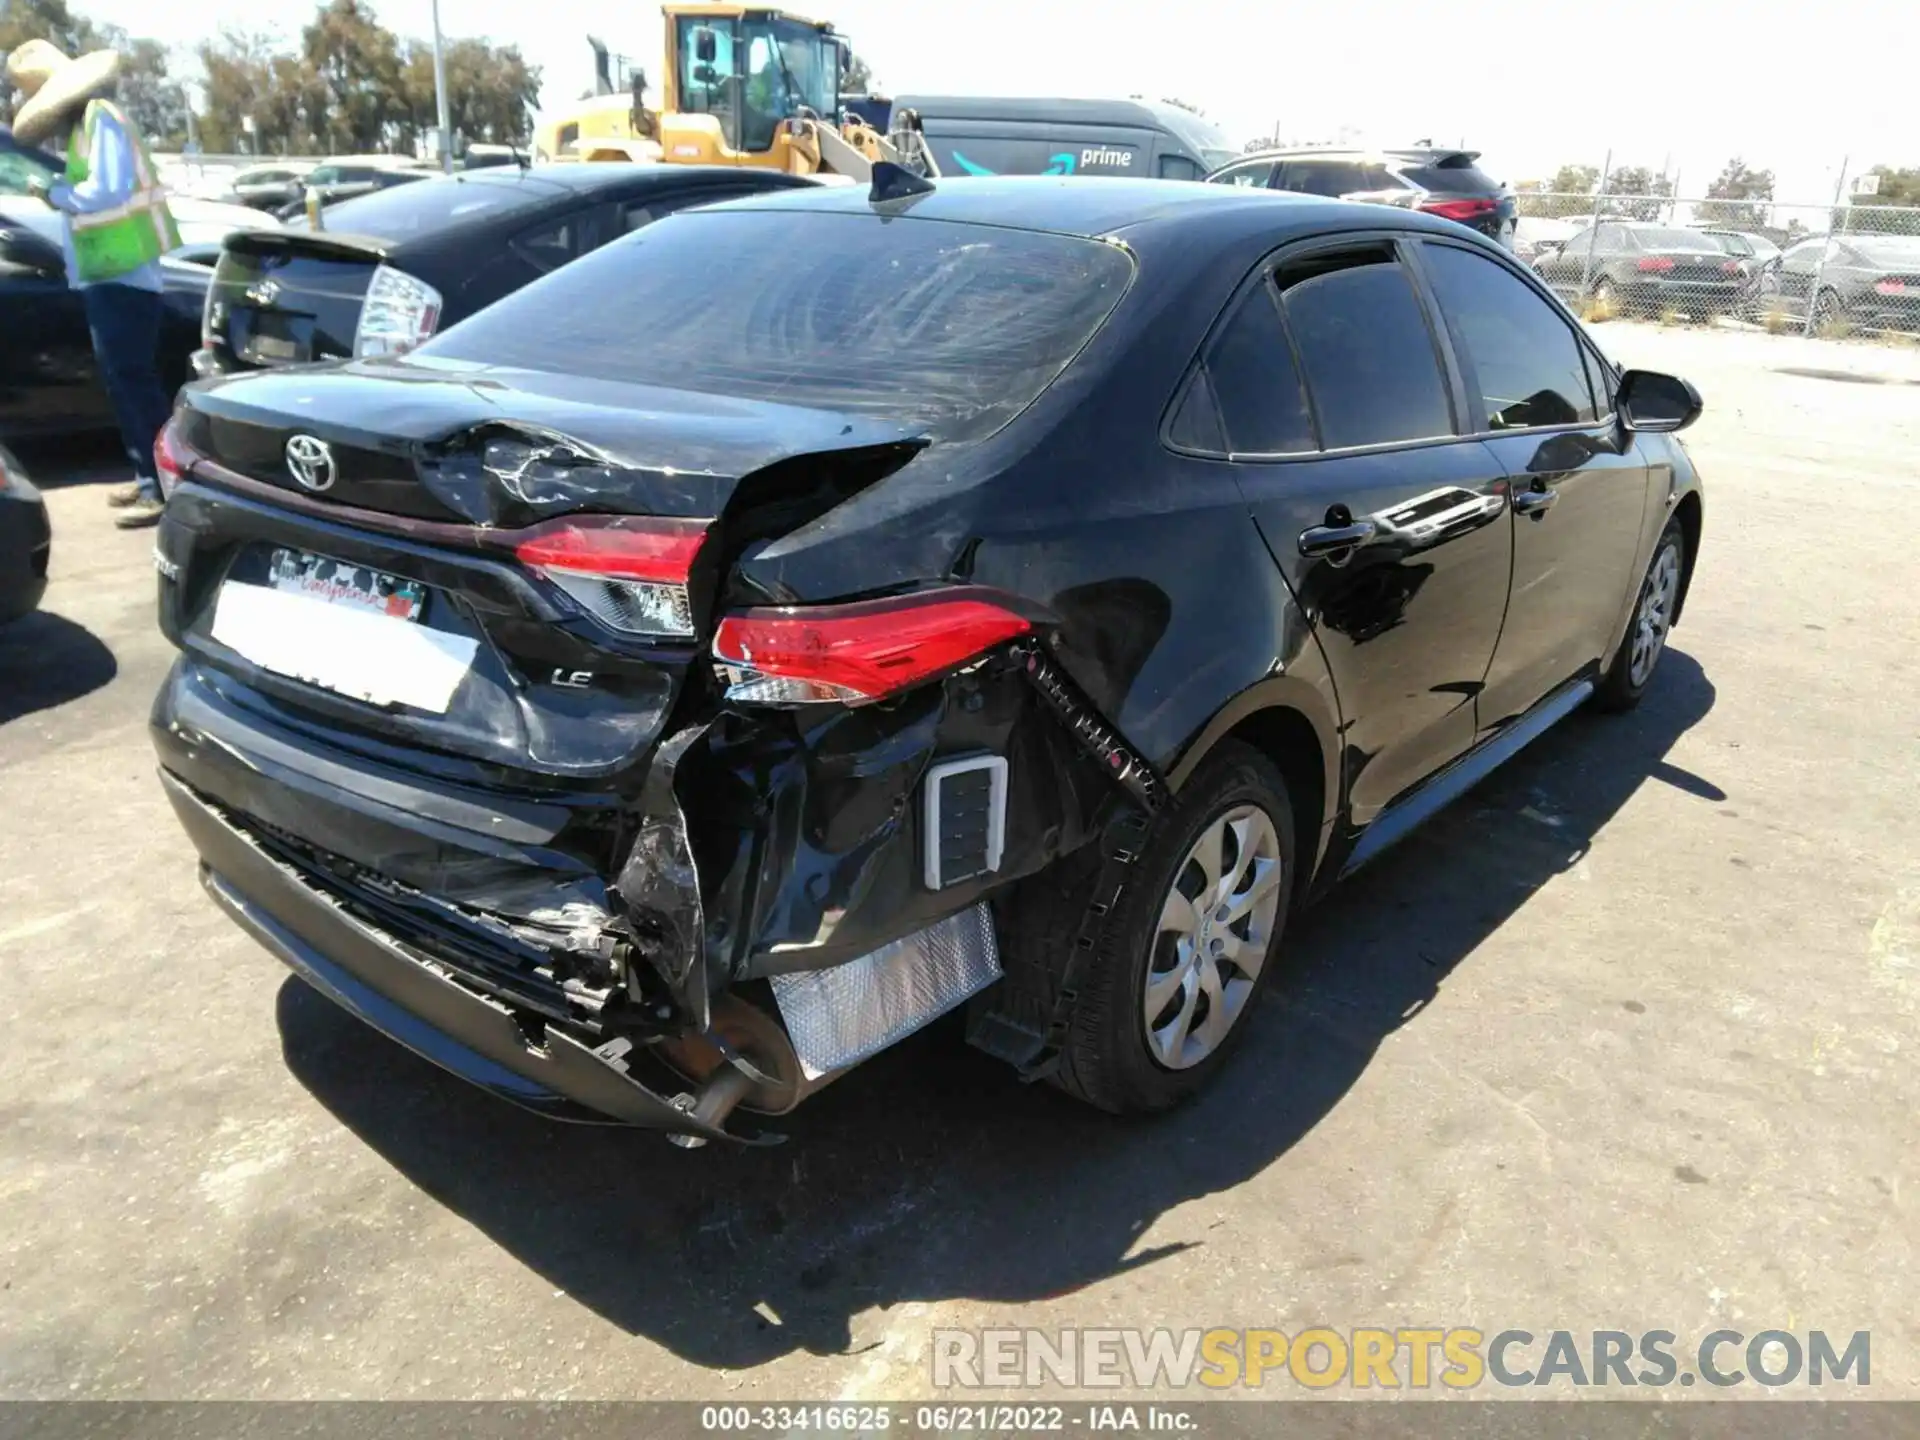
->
[[1513, 488, 1558, 518], [1298, 519, 1378, 559]]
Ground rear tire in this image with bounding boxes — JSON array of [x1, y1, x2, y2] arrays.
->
[[1050, 742, 1296, 1115], [1595, 519, 1684, 713]]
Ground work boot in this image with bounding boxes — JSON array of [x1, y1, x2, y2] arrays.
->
[[106, 481, 145, 507], [113, 495, 166, 529]]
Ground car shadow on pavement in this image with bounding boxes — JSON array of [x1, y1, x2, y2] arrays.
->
[[277, 649, 1717, 1369], [0, 610, 118, 724]]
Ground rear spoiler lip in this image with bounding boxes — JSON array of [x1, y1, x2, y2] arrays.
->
[[222, 228, 395, 263]]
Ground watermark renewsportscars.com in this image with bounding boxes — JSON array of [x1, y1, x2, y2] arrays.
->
[[932, 1328, 1872, 1391]]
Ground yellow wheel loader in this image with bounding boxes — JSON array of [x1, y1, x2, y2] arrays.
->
[[532, 7, 937, 181]]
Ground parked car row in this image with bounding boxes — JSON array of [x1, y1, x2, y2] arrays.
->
[[1524, 213, 1920, 331], [142, 169, 1707, 1146]]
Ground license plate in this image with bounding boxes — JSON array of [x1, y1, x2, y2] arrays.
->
[[244, 331, 299, 363], [268, 548, 427, 621], [210, 550, 477, 713]]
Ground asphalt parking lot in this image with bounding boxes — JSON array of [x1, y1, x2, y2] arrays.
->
[[2, 321, 1918, 1402]]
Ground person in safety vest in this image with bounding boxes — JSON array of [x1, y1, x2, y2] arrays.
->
[[9, 38, 181, 529]]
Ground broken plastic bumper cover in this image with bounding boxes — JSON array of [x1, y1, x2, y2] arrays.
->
[[159, 768, 776, 1145]]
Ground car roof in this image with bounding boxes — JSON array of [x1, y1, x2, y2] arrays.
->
[[1231, 146, 1483, 165], [443, 162, 814, 199], [700, 175, 1472, 246], [893, 95, 1199, 131]]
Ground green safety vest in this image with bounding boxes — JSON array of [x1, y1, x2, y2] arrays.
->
[[64, 99, 180, 283]]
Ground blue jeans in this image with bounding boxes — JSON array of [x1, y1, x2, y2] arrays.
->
[[82, 283, 171, 499]]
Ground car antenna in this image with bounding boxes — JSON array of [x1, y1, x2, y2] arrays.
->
[[869, 161, 935, 205]]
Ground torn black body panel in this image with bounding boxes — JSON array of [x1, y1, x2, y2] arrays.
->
[[613, 723, 712, 1033], [675, 654, 1110, 983]]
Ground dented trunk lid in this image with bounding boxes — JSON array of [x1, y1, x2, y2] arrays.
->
[[163, 359, 926, 784], [178, 356, 926, 526]]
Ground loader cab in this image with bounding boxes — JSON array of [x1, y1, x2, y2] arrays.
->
[[668, 7, 840, 159]]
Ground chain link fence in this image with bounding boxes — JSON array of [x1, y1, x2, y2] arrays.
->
[[1511, 186, 1920, 341]]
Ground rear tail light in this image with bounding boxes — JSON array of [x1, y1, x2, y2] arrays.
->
[[155, 415, 196, 498], [514, 515, 708, 639], [1875, 277, 1916, 295], [712, 589, 1033, 706], [1637, 257, 1676, 273], [353, 264, 443, 358], [1721, 261, 1742, 275], [1419, 197, 1499, 223]]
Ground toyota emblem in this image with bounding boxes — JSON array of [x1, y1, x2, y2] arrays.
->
[[244, 279, 280, 306], [284, 434, 337, 492]]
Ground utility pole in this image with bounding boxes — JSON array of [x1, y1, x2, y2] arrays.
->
[[1805, 155, 1848, 337], [431, 0, 453, 172]]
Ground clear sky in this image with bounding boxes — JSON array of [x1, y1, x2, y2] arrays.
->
[[77, 0, 1918, 208]]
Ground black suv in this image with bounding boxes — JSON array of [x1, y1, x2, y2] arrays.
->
[[1207, 147, 1516, 249]]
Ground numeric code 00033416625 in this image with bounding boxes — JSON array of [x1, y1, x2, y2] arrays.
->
[[700, 1406, 896, 1432]]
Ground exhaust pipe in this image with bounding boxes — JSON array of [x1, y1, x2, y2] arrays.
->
[[657, 991, 848, 1147], [664, 1063, 757, 1149]]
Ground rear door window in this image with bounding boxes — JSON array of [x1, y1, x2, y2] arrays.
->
[[1208, 159, 1274, 189], [512, 214, 580, 272], [1421, 243, 1596, 430], [1278, 161, 1372, 197], [1197, 286, 1315, 454], [1276, 247, 1453, 449]]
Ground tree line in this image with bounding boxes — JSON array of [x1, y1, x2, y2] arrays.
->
[[2, 0, 540, 155]]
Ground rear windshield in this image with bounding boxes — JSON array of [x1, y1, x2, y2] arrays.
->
[[1398, 160, 1503, 193], [312, 175, 542, 239], [423, 209, 1136, 444], [1627, 227, 1724, 253], [1850, 236, 1920, 265]]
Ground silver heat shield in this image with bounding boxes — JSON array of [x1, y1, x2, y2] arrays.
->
[[769, 903, 1002, 1079]]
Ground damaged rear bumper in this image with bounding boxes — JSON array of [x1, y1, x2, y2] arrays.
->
[[162, 768, 769, 1144]]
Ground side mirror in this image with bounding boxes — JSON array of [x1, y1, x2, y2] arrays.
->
[[1618, 368, 1702, 434], [693, 26, 718, 64]]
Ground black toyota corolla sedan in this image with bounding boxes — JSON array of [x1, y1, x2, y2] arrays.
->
[[149, 177, 1705, 1146]]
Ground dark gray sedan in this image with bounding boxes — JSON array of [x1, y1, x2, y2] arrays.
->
[[1534, 221, 1744, 318], [1756, 234, 1920, 332]]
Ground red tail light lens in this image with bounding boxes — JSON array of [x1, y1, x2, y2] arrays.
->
[[1721, 261, 1742, 275], [155, 415, 196, 498], [513, 515, 709, 639], [1875, 278, 1915, 296], [1419, 198, 1498, 223], [1637, 256, 1676, 273], [713, 589, 1034, 706]]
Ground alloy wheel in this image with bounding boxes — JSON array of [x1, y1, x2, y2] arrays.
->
[[1142, 804, 1283, 1070], [1628, 540, 1681, 687]]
